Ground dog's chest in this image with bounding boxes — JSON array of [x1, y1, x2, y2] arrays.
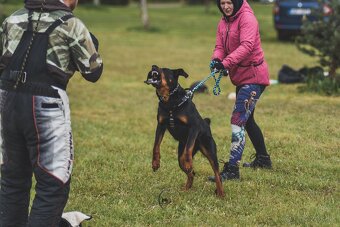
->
[[165, 110, 175, 128], [158, 110, 189, 128]]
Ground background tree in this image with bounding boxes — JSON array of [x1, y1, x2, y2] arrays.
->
[[93, 0, 101, 6], [296, 1, 340, 79], [204, 0, 211, 13], [140, 0, 149, 30]]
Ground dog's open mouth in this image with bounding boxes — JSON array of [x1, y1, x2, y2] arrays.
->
[[144, 78, 160, 86], [144, 70, 161, 86]]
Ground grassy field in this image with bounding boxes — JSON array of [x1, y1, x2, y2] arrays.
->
[[2, 2, 340, 226]]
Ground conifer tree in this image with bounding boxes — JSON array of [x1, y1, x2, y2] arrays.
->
[[296, 1, 340, 78]]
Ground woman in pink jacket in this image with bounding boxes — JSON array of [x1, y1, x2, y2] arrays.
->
[[209, 0, 272, 182]]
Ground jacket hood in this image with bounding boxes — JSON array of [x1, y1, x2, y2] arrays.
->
[[25, 0, 71, 11], [216, 0, 244, 19]]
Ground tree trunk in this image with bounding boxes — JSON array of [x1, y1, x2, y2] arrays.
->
[[140, 0, 149, 30], [204, 0, 211, 13], [93, 0, 100, 6], [329, 59, 338, 79]]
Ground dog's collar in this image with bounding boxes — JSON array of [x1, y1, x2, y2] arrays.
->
[[169, 84, 179, 96], [158, 85, 191, 111], [157, 84, 179, 102]]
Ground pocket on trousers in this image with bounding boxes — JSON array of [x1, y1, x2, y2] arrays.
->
[[41, 102, 60, 109]]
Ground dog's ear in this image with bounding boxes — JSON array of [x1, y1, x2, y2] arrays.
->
[[172, 68, 189, 78]]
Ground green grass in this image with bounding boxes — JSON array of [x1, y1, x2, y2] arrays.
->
[[2, 3, 340, 226]]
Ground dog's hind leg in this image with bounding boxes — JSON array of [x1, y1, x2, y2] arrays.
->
[[199, 139, 225, 197], [179, 129, 199, 174], [192, 143, 200, 157], [177, 142, 195, 191]]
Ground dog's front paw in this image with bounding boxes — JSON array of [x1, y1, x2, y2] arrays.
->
[[215, 189, 225, 198], [152, 160, 160, 171]]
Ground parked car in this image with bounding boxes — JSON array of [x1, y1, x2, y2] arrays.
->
[[273, 0, 332, 40]]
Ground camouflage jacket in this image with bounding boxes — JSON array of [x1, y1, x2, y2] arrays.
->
[[0, 8, 103, 86]]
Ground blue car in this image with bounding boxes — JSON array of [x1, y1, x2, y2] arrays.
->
[[273, 0, 332, 40]]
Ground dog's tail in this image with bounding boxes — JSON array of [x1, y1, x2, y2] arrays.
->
[[204, 118, 211, 125]]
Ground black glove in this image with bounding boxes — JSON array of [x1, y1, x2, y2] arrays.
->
[[90, 32, 99, 52], [210, 58, 225, 72]]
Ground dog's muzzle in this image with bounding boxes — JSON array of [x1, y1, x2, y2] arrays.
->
[[144, 78, 161, 86], [144, 70, 161, 86]]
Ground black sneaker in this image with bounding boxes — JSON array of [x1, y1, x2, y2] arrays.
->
[[243, 154, 272, 169], [208, 162, 240, 182]]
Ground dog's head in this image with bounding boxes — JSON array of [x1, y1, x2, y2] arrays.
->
[[145, 65, 189, 88], [145, 65, 189, 101]]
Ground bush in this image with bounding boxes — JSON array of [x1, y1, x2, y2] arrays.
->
[[298, 67, 340, 96], [101, 0, 129, 5], [186, 0, 207, 5]]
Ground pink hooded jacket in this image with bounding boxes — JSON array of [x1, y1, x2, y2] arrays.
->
[[212, 0, 270, 86]]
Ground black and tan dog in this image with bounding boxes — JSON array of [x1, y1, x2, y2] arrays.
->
[[145, 65, 224, 197]]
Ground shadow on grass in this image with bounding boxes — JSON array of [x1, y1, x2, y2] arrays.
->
[[126, 26, 163, 33]]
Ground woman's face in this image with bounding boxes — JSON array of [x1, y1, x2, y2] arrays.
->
[[220, 0, 234, 16], [64, 0, 78, 11]]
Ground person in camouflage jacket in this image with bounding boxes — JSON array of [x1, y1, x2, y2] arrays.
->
[[0, 0, 103, 226]]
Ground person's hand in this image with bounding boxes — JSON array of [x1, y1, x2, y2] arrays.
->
[[210, 58, 225, 72], [90, 32, 99, 51]]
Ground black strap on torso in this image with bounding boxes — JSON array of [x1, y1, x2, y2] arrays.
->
[[27, 10, 34, 31], [45, 14, 74, 34], [0, 12, 74, 97]]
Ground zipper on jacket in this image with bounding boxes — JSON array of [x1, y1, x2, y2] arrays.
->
[[225, 22, 230, 54]]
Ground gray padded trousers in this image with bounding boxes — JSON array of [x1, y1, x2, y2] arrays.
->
[[0, 87, 73, 227]]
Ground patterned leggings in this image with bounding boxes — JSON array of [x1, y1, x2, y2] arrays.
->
[[228, 84, 268, 166]]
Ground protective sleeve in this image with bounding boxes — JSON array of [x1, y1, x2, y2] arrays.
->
[[68, 18, 103, 83], [81, 62, 103, 82]]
